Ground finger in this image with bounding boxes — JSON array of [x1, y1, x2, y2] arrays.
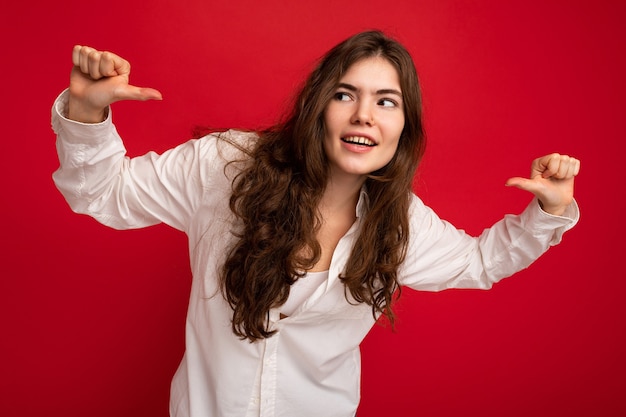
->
[[100, 50, 131, 78], [109, 51, 131, 77], [574, 158, 581, 176], [99, 51, 118, 77], [553, 155, 571, 179], [505, 177, 547, 204], [564, 158, 577, 179], [530, 154, 552, 178], [72, 45, 82, 67], [567, 157, 581, 178], [505, 176, 540, 194], [88, 50, 103, 79], [115, 85, 163, 102], [541, 153, 562, 178], [545, 155, 581, 179], [78, 46, 96, 75], [74, 46, 131, 79], [135, 86, 162, 101]]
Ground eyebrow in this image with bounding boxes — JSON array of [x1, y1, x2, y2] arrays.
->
[[337, 82, 403, 98]]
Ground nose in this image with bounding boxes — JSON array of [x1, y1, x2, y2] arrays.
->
[[350, 100, 374, 126]]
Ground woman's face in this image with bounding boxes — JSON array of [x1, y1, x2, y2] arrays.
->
[[323, 56, 405, 183]]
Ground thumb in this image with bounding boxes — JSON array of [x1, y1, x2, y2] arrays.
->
[[115, 85, 163, 102], [505, 176, 542, 195]]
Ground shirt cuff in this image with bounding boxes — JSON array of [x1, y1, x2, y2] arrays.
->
[[51, 89, 114, 144], [519, 197, 580, 245]]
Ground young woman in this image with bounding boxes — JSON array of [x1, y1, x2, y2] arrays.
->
[[52, 31, 580, 417]]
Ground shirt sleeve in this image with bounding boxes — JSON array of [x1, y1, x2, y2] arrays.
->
[[51, 89, 227, 232], [398, 195, 580, 291]]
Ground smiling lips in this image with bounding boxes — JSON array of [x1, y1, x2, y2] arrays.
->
[[341, 136, 376, 147]]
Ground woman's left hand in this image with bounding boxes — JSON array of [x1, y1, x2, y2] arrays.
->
[[506, 153, 581, 216]]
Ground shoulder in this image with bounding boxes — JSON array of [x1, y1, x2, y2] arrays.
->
[[406, 193, 450, 239], [407, 193, 431, 220], [216, 129, 260, 148], [190, 129, 259, 166]]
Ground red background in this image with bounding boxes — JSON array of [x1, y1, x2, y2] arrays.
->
[[2, 0, 625, 416]]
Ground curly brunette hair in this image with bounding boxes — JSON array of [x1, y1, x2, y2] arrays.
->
[[220, 30, 426, 341]]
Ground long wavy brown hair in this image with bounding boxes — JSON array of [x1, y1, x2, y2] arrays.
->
[[220, 30, 426, 341]]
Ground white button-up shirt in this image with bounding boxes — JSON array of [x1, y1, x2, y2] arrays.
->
[[51, 90, 579, 417]]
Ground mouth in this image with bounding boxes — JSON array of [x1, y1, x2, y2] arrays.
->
[[341, 136, 376, 147]]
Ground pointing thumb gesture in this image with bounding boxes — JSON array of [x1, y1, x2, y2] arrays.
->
[[506, 153, 580, 216], [68, 45, 162, 123]]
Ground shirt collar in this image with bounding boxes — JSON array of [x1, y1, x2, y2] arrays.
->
[[355, 185, 370, 218]]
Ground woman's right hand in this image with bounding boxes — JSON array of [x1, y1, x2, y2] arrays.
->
[[68, 45, 162, 123]]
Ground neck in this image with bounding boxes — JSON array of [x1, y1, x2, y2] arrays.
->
[[320, 171, 365, 215]]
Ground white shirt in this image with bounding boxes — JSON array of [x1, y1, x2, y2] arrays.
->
[[281, 271, 329, 317], [51, 90, 579, 417]]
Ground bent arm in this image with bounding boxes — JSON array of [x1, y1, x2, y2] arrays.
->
[[52, 90, 207, 231], [399, 196, 579, 291]]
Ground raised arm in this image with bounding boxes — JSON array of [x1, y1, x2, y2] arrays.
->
[[400, 153, 580, 291], [52, 47, 218, 232], [68, 45, 162, 123]]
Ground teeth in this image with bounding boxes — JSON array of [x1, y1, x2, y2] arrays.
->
[[343, 136, 375, 146]]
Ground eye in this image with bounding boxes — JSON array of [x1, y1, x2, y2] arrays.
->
[[378, 98, 398, 108], [334, 92, 352, 102]]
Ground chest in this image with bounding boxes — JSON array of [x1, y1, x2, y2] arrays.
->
[[311, 211, 357, 272]]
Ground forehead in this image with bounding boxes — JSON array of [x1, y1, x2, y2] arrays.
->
[[340, 57, 401, 90]]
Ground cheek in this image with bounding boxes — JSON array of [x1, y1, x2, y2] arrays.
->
[[384, 138, 401, 164], [323, 105, 341, 133], [385, 117, 404, 150], [381, 124, 404, 165], [322, 108, 344, 147]]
